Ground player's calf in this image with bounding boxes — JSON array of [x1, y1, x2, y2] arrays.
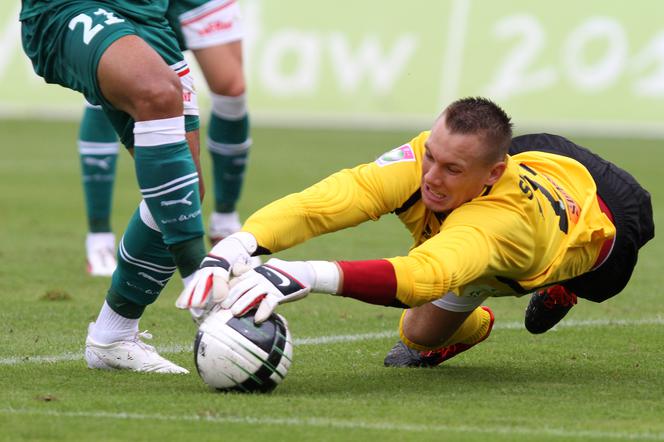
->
[[86, 202, 186, 374], [207, 93, 251, 245]]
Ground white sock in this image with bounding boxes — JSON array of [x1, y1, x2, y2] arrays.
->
[[89, 301, 139, 344]]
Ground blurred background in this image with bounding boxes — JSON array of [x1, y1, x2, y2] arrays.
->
[[2, 0, 663, 137]]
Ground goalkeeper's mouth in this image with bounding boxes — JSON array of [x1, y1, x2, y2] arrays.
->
[[422, 183, 448, 207]]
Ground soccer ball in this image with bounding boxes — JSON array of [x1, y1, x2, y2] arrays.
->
[[194, 308, 293, 393]]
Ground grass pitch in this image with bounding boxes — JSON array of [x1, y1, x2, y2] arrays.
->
[[0, 119, 662, 441]]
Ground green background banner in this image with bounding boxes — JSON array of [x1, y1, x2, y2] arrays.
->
[[2, 0, 663, 136]]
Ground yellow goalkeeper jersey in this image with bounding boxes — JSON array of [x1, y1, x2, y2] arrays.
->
[[243, 131, 616, 307]]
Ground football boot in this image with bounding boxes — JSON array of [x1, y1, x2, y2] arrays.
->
[[85, 323, 188, 374], [86, 232, 117, 277], [524, 285, 577, 334]]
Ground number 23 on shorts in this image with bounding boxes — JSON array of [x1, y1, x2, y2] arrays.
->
[[68, 8, 125, 45]]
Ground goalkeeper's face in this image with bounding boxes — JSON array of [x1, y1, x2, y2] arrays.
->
[[421, 119, 506, 213]]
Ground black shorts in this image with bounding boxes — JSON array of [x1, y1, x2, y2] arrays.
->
[[510, 133, 654, 303]]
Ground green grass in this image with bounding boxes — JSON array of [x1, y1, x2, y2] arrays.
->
[[0, 119, 662, 441]]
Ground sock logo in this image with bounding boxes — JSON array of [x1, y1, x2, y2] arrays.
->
[[160, 208, 202, 225], [83, 156, 113, 170], [138, 272, 170, 287], [160, 190, 194, 207]]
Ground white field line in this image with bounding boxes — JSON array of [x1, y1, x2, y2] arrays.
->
[[1, 316, 662, 367], [1, 407, 663, 440]]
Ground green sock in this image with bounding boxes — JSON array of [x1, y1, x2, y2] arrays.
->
[[107, 202, 176, 318], [78, 104, 119, 232], [208, 94, 251, 213]]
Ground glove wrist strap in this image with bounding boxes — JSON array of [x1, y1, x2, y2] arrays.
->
[[209, 231, 258, 258], [308, 261, 340, 294], [231, 231, 258, 254]]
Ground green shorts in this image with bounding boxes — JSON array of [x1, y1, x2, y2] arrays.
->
[[21, 2, 194, 147]]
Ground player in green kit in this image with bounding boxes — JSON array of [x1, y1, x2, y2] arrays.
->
[[78, 0, 252, 276], [21, 0, 208, 373]]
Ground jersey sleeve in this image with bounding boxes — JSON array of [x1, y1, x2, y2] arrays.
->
[[387, 202, 535, 306], [242, 134, 426, 253]]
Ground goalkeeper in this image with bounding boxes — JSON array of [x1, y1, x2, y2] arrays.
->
[[179, 97, 654, 367]]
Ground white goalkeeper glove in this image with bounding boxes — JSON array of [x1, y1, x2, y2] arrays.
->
[[225, 258, 340, 323], [175, 232, 258, 311]]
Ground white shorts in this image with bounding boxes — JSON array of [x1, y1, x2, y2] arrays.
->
[[431, 291, 488, 312], [178, 0, 244, 50]]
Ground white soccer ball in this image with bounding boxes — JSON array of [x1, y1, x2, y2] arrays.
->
[[194, 308, 293, 393]]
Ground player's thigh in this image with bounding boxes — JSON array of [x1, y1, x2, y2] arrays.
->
[[23, 3, 192, 146], [21, 3, 135, 107], [168, 0, 245, 94], [98, 20, 194, 143], [193, 42, 244, 95], [98, 35, 182, 120]]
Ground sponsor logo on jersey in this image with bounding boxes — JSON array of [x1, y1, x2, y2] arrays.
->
[[375, 144, 416, 167]]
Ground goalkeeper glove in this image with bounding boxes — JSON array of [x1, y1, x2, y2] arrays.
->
[[175, 232, 257, 311], [225, 258, 339, 323]]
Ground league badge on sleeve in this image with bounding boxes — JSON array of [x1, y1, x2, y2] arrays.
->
[[375, 144, 416, 167]]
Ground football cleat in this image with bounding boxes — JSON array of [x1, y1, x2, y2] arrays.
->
[[86, 232, 117, 277], [208, 211, 242, 246], [383, 341, 436, 367], [384, 306, 495, 368], [524, 285, 577, 334], [85, 324, 189, 374]]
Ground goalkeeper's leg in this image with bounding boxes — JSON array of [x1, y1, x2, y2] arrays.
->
[[384, 295, 494, 367], [85, 201, 188, 374], [78, 102, 119, 277]]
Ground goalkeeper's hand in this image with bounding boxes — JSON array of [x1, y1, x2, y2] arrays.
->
[[175, 232, 258, 311], [225, 258, 340, 323]]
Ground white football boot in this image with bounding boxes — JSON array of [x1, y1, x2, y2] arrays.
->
[[208, 211, 242, 245], [86, 232, 117, 277], [85, 324, 189, 374]]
